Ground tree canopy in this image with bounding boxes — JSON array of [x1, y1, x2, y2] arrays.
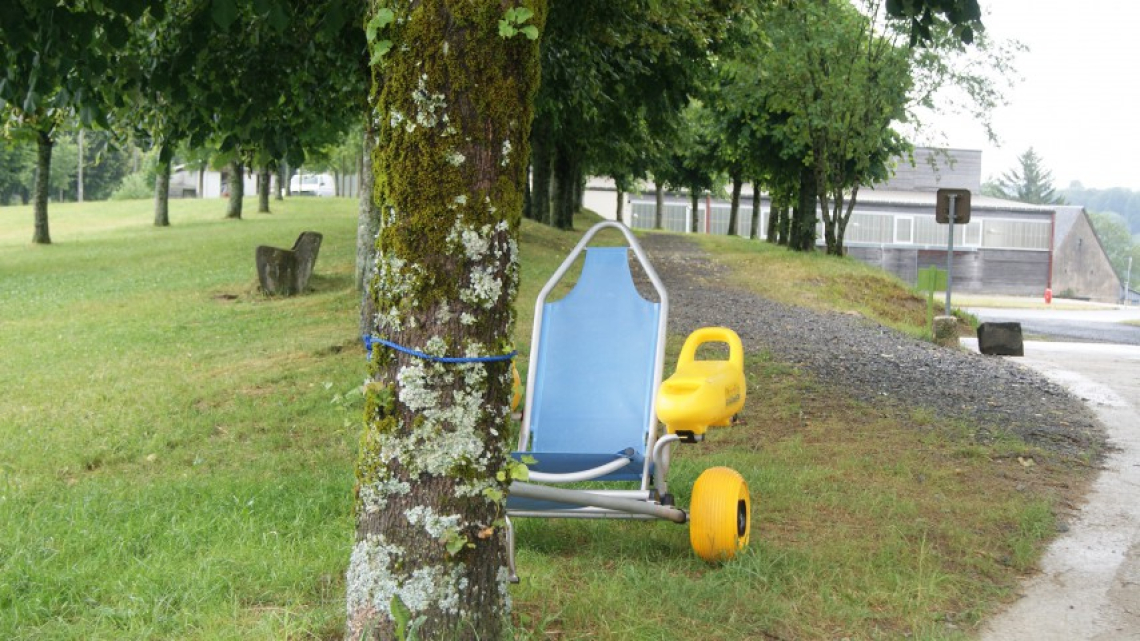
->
[[983, 147, 1066, 205]]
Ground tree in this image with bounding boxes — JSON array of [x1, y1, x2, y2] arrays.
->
[[114, 0, 366, 222], [755, 0, 913, 256], [0, 1, 155, 243], [0, 139, 35, 205], [530, 0, 737, 230], [653, 101, 721, 232], [347, 2, 544, 638], [989, 148, 1066, 205]]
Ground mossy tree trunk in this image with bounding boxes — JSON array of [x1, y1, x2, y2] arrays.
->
[[33, 129, 53, 245], [226, 161, 244, 219], [154, 150, 171, 227], [347, 2, 544, 639]]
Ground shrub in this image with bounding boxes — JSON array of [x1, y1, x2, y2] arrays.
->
[[110, 172, 153, 201]]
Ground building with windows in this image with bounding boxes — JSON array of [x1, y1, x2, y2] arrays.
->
[[584, 147, 1121, 301]]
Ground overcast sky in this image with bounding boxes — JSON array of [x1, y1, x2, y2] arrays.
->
[[914, 0, 1140, 192]]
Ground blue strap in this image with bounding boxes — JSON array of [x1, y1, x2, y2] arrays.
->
[[363, 335, 516, 363]]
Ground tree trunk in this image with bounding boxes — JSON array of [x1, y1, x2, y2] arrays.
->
[[615, 189, 624, 225], [550, 144, 575, 230], [357, 124, 379, 339], [275, 164, 285, 201], [529, 119, 551, 224], [258, 166, 271, 213], [523, 162, 533, 220], [690, 189, 700, 233], [226, 161, 244, 219], [789, 166, 817, 252], [154, 154, 171, 227], [348, 2, 544, 639], [198, 166, 205, 198], [283, 161, 293, 196], [823, 188, 840, 256], [32, 129, 52, 244], [779, 204, 791, 245], [749, 181, 761, 240], [832, 184, 860, 258], [728, 172, 742, 236], [77, 129, 85, 204], [653, 181, 664, 230], [573, 165, 584, 214], [766, 200, 779, 244]]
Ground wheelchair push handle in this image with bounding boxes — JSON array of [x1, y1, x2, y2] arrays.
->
[[677, 327, 744, 370]]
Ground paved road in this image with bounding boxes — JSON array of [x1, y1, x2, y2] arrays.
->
[[967, 305, 1140, 345], [970, 339, 1140, 640]]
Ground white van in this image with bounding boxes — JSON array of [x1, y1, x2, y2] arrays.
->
[[289, 173, 335, 197]]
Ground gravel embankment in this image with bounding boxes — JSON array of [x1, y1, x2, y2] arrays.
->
[[637, 234, 1105, 459]]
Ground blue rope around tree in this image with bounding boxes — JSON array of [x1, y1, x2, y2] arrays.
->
[[363, 335, 516, 363]]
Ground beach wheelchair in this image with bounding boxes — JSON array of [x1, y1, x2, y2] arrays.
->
[[506, 221, 751, 579]]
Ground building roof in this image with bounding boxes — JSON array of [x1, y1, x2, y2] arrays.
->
[[858, 188, 1057, 214]]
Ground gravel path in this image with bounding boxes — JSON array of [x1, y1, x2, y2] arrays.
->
[[637, 234, 1105, 460]]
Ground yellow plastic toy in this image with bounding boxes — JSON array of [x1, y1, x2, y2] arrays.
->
[[656, 327, 746, 438], [511, 362, 522, 412]]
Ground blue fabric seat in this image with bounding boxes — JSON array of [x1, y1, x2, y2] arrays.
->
[[509, 246, 661, 489]]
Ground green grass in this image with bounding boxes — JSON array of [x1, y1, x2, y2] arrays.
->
[[0, 200, 1094, 639]]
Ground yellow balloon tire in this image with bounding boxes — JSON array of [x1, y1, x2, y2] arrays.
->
[[689, 467, 750, 563]]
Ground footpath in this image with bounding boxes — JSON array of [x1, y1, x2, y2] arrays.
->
[[969, 339, 1140, 640]]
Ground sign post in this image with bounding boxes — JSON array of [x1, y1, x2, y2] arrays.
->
[[935, 189, 971, 316]]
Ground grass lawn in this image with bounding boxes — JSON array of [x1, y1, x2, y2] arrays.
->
[[0, 199, 1094, 639]]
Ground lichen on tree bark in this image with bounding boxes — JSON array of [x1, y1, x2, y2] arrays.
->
[[347, 2, 545, 639]]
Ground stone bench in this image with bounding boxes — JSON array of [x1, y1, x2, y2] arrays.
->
[[256, 231, 322, 296]]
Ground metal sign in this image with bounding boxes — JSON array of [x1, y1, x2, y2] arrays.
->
[[935, 188, 971, 316], [917, 266, 947, 292], [935, 188, 972, 224]]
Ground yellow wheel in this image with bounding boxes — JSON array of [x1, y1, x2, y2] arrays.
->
[[689, 467, 750, 563]]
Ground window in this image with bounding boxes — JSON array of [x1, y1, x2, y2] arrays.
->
[[895, 217, 914, 244]]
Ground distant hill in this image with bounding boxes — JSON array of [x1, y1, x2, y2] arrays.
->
[[1063, 183, 1140, 235]]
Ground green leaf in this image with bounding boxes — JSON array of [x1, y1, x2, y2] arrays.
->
[[210, 0, 238, 30], [498, 21, 516, 38], [520, 25, 539, 40], [508, 7, 534, 23], [366, 8, 395, 44], [390, 595, 412, 640], [267, 4, 290, 33], [22, 90, 39, 114], [369, 40, 393, 65], [445, 535, 466, 556]]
